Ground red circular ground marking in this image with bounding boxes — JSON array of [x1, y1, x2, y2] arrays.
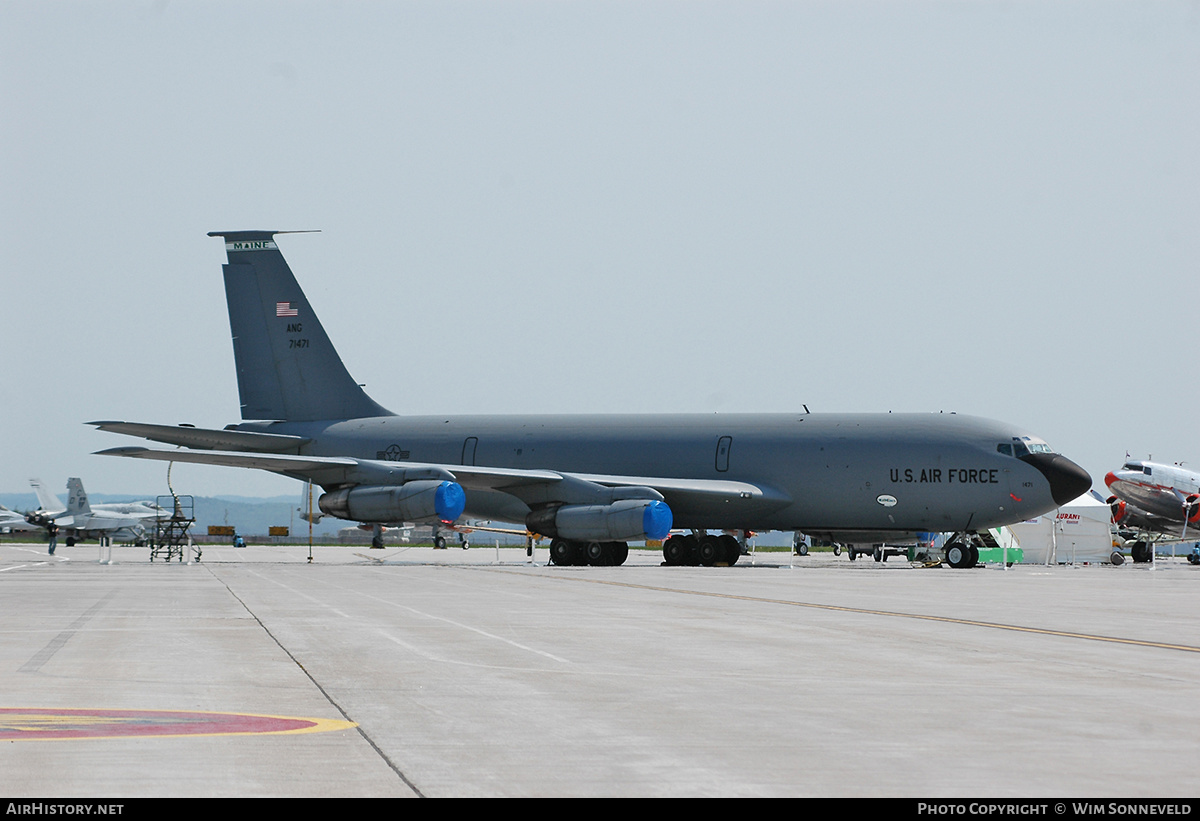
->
[[0, 708, 356, 740]]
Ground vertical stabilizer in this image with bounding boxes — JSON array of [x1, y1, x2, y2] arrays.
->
[[29, 478, 64, 514], [66, 478, 92, 516], [209, 231, 394, 422]]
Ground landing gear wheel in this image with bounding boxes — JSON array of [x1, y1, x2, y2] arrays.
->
[[1131, 541, 1150, 563], [609, 542, 629, 566], [719, 534, 740, 566], [833, 545, 842, 556], [434, 535, 447, 550], [697, 535, 721, 566], [663, 535, 688, 566], [681, 534, 700, 565], [549, 538, 573, 566], [873, 546, 883, 562], [585, 541, 609, 566], [946, 540, 971, 569]]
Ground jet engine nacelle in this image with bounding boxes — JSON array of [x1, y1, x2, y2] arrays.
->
[[526, 499, 672, 542], [318, 480, 466, 524], [25, 512, 51, 528]]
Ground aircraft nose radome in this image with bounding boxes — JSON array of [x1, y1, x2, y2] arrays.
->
[[1104, 471, 1119, 488], [1024, 453, 1093, 506]]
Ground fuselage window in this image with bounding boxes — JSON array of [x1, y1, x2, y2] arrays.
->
[[997, 443, 1013, 457]]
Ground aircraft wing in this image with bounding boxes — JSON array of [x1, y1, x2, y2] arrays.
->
[[88, 421, 310, 452], [571, 472, 776, 500], [96, 447, 790, 515], [445, 465, 785, 509]]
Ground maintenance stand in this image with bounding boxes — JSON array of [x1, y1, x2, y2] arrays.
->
[[150, 495, 198, 562]]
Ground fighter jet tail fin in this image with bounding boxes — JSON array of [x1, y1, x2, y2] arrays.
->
[[208, 231, 394, 422], [66, 478, 92, 516], [29, 478, 64, 514]]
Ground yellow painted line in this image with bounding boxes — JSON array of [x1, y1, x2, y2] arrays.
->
[[483, 568, 1200, 655]]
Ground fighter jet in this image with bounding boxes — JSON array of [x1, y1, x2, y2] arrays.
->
[[1105, 459, 1200, 562], [92, 231, 1091, 568], [26, 478, 163, 546], [0, 505, 41, 533]]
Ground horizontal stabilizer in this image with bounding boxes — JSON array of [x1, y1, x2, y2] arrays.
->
[[96, 447, 455, 489], [95, 447, 349, 472], [88, 420, 310, 452]]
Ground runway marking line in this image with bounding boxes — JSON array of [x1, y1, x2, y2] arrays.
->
[[0, 708, 357, 741], [485, 569, 1200, 655]]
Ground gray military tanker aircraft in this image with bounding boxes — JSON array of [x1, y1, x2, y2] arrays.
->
[[93, 231, 1091, 568]]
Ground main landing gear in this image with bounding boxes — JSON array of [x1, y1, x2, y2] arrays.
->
[[1130, 539, 1153, 564], [661, 533, 742, 566], [548, 539, 629, 566]]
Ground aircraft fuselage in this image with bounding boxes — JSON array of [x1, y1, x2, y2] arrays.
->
[[240, 411, 1075, 539], [1106, 460, 1200, 540]]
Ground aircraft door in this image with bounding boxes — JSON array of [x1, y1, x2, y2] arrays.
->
[[462, 437, 478, 466], [715, 436, 732, 472], [1003, 463, 1030, 523]]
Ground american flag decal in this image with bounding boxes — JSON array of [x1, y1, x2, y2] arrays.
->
[[276, 302, 299, 317]]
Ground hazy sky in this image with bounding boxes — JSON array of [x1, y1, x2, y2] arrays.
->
[[2, 1, 1197, 500]]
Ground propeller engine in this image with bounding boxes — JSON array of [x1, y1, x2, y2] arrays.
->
[[1106, 495, 1128, 525]]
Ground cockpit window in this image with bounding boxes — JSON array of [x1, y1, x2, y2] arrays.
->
[[1000, 437, 1056, 458], [1010, 436, 1054, 457]]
